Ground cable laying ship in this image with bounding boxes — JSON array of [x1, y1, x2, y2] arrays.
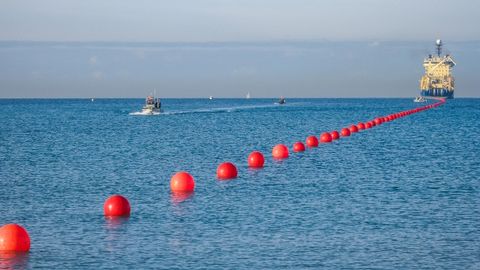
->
[[419, 39, 456, 99]]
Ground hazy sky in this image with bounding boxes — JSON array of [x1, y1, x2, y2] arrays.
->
[[0, 1, 478, 97], [1, 0, 479, 42]]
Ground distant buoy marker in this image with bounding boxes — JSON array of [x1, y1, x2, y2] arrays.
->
[[293, 142, 305, 152], [272, 144, 289, 159], [170, 172, 195, 192], [306, 136, 319, 147], [349, 125, 359, 133], [0, 224, 30, 252], [331, 130, 340, 140], [248, 151, 265, 168], [320, 132, 332, 143], [217, 162, 238, 179], [104, 194, 131, 217], [341, 128, 351, 137]]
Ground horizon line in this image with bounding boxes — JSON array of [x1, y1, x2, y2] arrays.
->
[[1, 39, 479, 45]]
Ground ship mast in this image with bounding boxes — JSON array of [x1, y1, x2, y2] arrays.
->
[[436, 39, 442, 56]]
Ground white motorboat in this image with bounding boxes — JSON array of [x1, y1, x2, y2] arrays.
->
[[276, 96, 286, 105], [414, 96, 427, 103], [136, 95, 162, 115]]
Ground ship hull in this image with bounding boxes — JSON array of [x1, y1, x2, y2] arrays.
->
[[421, 89, 454, 99]]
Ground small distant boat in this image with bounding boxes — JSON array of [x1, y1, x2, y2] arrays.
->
[[276, 96, 286, 105], [246, 92, 251, 99], [209, 96, 213, 100], [138, 95, 162, 115], [414, 96, 427, 103], [91, 98, 95, 102]]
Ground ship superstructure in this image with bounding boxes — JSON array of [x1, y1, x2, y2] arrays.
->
[[419, 39, 456, 98]]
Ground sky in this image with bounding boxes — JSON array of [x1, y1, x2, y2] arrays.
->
[[0, 0, 479, 97]]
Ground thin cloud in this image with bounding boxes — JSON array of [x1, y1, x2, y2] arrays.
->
[[92, 71, 103, 79], [89, 56, 97, 65]]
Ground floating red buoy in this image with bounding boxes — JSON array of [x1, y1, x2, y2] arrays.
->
[[272, 144, 289, 159], [306, 136, 319, 147], [341, 128, 351, 137], [170, 172, 195, 192], [0, 224, 30, 252], [293, 142, 305, 152], [357, 122, 365, 130], [248, 151, 264, 168], [320, 132, 332, 143], [217, 162, 238, 179], [349, 125, 359, 133], [365, 122, 372, 129], [104, 195, 131, 217], [331, 130, 340, 140], [374, 118, 382, 125]]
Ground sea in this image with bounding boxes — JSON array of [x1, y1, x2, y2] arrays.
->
[[0, 98, 479, 269]]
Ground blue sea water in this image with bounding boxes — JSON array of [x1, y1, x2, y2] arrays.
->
[[0, 98, 479, 269]]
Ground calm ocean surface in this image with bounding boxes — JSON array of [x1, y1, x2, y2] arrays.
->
[[1, 98, 479, 269]]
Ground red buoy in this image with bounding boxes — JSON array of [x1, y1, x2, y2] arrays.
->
[[306, 136, 319, 147], [341, 128, 351, 137], [0, 224, 30, 252], [104, 195, 131, 217], [374, 118, 382, 125], [357, 122, 365, 130], [293, 142, 305, 152], [170, 172, 195, 192], [320, 132, 332, 143], [331, 130, 340, 140], [349, 125, 359, 133], [272, 144, 289, 159], [248, 151, 265, 168], [217, 162, 238, 179], [365, 122, 372, 129]]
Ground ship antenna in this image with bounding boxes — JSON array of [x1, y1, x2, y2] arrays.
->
[[436, 39, 442, 56]]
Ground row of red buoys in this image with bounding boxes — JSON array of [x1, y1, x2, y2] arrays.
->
[[104, 98, 446, 217], [121, 98, 445, 205], [4, 98, 445, 252]]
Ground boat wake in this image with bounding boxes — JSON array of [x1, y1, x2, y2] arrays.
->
[[129, 102, 306, 116], [129, 111, 161, 116], [161, 104, 280, 115]]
